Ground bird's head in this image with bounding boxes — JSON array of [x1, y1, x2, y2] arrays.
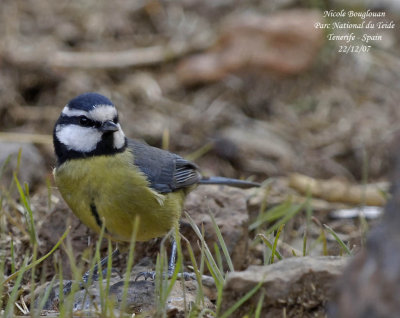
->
[[53, 93, 127, 165]]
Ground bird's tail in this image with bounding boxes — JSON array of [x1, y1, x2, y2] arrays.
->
[[198, 176, 260, 188]]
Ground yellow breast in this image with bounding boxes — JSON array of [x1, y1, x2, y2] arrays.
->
[[54, 149, 184, 242]]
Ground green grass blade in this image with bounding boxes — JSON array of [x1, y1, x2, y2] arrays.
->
[[7, 149, 22, 194], [321, 228, 328, 256], [155, 239, 170, 316], [219, 281, 263, 318], [120, 216, 139, 316], [270, 224, 284, 264], [265, 202, 305, 235], [0, 154, 12, 181], [255, 290, 265, 318], [13, 173, 37, 245], [209, 212, 234, 272], [323, 224, 351, 255], [213, 243, 223, 274], [0, 256, 6, 310], [2, 226, 70, 286], [249, 201, 292, 230], [215, 276, 224, 316], [303, 200, 313, 256], [36, 276, 56, 315], [57, 258, 64, 309], [257, 234, 282, 261], [302, 228, 308, 257], [10, 236, 15, 274], [192, 223, 224, 316], [182, 236, 205, 308], [105, 239, 113, 297], [93, 221, 107, 314], [29, 243, 38, 313], [4, 256, 29, 318], [185, 213, 224, 284]]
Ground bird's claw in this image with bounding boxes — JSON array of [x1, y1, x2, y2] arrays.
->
[[180, 272, 197, 280], [63, 280, 73, 295], [63, 267, 121, 296], [135, 271, 157, 281], [82, 267, 122, 285]]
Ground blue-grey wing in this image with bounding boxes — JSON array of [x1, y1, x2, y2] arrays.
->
[[127, 139, 201, 194]]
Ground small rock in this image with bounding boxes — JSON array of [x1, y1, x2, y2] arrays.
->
[[177, 9, 324, 85], [221, 256, 347, 317]]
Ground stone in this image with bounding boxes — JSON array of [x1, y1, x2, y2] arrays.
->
[[221, 256, 347, 317]]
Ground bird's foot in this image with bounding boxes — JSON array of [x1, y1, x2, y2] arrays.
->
[[62, 249, 121, 296], [62, 267, 122, 296], [63, 280, 73, 295], [82, 267, 122, 284], [135, 270, 196, 281]]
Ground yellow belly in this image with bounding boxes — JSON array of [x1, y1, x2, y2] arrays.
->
[[54, 150, 185, 242]]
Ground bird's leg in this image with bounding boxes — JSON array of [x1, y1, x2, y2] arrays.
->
[[167, 238, 178, 276], [167, 239, 196, 280], [63, 248, 121, 295], [136, 238, 195, 281]]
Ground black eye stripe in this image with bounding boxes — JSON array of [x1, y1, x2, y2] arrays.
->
[[58, 115, 101, 127]]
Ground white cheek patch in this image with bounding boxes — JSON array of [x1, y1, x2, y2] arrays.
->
[[56, 124, 102, 152], [113, 124, 126, 149]]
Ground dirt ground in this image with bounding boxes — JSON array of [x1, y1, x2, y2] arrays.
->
[[1, 0, 400, 316]]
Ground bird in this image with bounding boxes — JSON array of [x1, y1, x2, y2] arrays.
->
[[53, 92, 259, 280]]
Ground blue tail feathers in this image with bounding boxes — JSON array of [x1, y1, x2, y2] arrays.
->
[[198, 176, 260, 188]]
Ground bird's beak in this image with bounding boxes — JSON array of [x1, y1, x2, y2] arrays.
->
[[100, 120, 119, 133]]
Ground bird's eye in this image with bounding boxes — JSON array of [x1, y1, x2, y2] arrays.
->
[[79, 116, 91, 127], [113, 116, 119, 124]]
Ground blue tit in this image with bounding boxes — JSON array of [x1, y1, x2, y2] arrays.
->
[[53, 93, 259, 282]]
